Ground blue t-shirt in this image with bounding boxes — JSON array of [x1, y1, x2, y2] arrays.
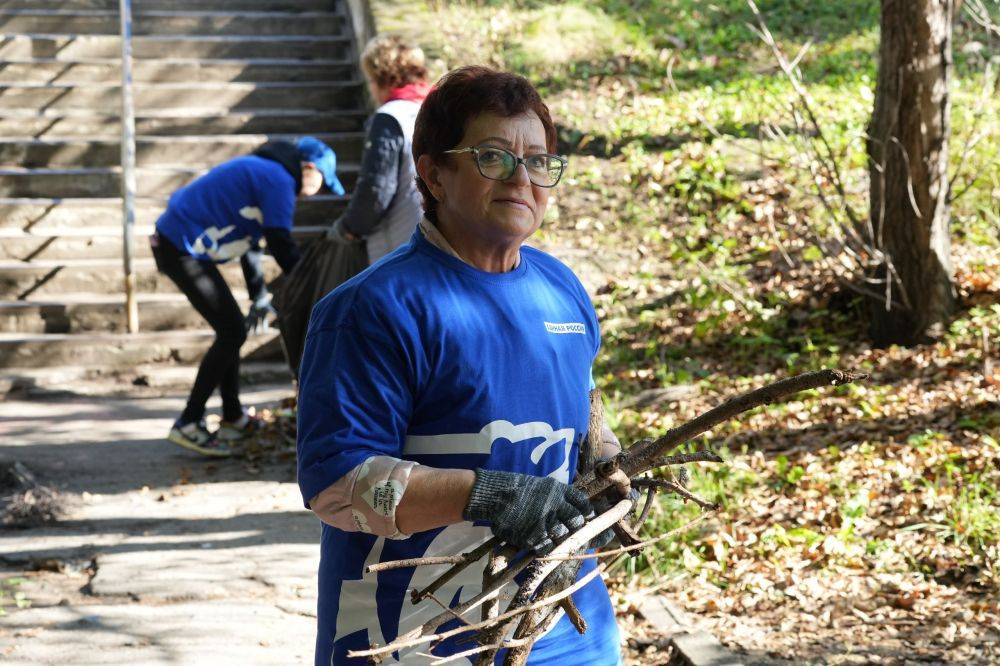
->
[[155, 155, 296, 262], [297, 231, 622, 665]]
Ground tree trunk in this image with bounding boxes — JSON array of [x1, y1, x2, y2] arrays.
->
[[867, 0, 956, 346]]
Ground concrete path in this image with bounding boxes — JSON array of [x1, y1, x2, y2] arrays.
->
[[0, 383, 319, 665]]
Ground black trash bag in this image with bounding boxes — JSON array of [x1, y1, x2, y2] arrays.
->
[[271, 238, 367, 378]]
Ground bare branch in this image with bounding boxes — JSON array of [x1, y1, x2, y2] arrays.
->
[[745, 0, 864, 229], [632, 478, 720, 510], [408, 537, 499, 602], [481, 499, 636, 664], [367, 554, 469, 573], [537, 510, 715, 563], [658, 450, 724, 466], [481, 550, 506, 623], [426, 606, 564, 666], [578, 369, 868, 498], [964, 0, 1000, 37], [632, 485, 657, 530]]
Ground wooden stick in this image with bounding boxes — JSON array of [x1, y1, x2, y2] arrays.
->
[[632, 485, 657, 530], [658, 450, 724, 465], [632, 478, 719, 511], [537, 511, 714, 562], [428, 606, 564, 666], [409, 536, 499, 603], [561, 597, 588, 634], [367, 555, 468, 573], [581, 388, 604, 475], [481, 550, 506, 623], [348, 559, 608, 660], [475, 497, 631, 664]]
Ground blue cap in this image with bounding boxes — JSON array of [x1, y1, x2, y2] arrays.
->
[[296, 136, 345, 196]]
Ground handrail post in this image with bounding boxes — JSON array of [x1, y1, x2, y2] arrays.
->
[[119, 0, 139, 334]]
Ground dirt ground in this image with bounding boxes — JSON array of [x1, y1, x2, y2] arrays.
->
[[0, 382, 318, 665]]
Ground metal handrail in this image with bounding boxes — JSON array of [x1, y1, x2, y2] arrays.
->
[[119, 0, 139, 333]]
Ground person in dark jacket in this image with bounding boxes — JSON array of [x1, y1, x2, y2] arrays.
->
[[326, 35, 430, 263], [152, 137, 343, 457]]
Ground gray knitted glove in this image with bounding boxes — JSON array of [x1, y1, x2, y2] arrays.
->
[[463, 469, 594, 555], [244, 297, 276, 336]]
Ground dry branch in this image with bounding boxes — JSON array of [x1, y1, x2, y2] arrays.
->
[[577, 368, 866, 498], [536, 511, 715, 563], [427, 606, 565, 666], [632, 478, 719, 511], [409, 537, 500, 601]]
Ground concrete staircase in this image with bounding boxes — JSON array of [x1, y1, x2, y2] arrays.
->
[[0, 0, 368, 388]]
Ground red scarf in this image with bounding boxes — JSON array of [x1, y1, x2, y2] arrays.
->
[[386, 81, 432, 103]]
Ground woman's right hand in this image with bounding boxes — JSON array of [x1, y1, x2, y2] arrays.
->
[[463, 469, 594, 555], [326, 218, 361, 243]]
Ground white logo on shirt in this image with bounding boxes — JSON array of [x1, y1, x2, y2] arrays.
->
[[404, 420, 575, 483], [239, 206, 264, 225], [544, 321, 586, 335], [190, 224, 251, 260]]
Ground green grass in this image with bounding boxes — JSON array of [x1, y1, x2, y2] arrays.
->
[[0, 577, 30, 616]]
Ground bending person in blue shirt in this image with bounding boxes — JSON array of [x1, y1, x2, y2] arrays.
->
[[153, 137, 343, 457], [298, 68, 625, 664]]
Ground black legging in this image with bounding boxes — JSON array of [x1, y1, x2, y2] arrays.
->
[[151, 234, 245, 424]]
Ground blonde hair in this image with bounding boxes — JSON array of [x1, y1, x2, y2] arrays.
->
[[361, 35, 428, 90]]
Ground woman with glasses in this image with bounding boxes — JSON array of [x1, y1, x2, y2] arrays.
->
[[297, 66, 623, 665]]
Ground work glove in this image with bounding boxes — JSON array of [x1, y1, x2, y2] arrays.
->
[[463, 469, 594, 556], [325, 218, 362, 244], [245, 297, 277, 335]]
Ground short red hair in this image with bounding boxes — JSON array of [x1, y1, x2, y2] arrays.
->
[[412, 66, 557, 222]]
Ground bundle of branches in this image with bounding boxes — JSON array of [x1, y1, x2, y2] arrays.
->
[[348, 368, 867, 665]]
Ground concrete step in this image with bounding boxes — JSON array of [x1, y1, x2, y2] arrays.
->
[[0, 224, 330, 261], [0, 361, 292, 397], [0, 196, 347, 230], [0, 328, 283, 368], [0, 291, 253, 333], [0, 33, 353, 59], [0, 0, 338, 11], [0, 133, 365, 168], [0, 9, 348, 36], [0, 57, 357, 84], [0, 108, 368, 137], [0, 162, 359, 198], [0, 80, 365, 113], [0, 255, 284, 299]]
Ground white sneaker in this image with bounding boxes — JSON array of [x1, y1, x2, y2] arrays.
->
[[217, 411, 265, 442], [167, 420, 232, 458]]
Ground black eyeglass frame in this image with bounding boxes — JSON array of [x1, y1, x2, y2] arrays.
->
[[442, 145, 568, 188]]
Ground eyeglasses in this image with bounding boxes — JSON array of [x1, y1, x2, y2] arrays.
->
[[442, 145, 568, 188]]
